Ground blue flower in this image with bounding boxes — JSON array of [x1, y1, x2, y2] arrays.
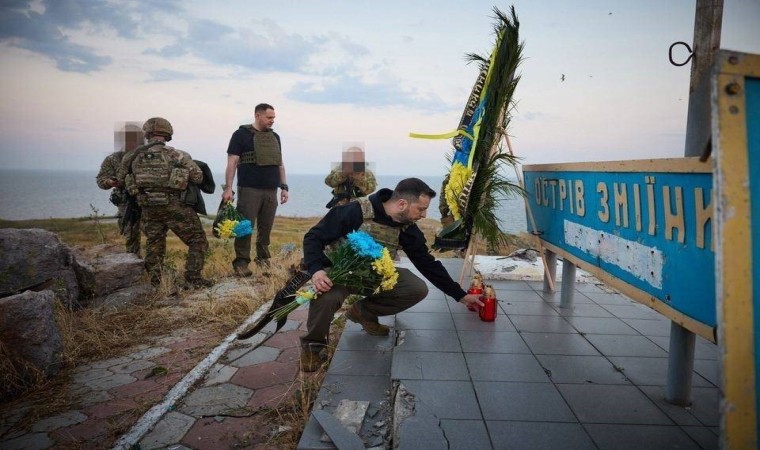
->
[[233, 219, 253, 237], [346, 230, 383, 259]]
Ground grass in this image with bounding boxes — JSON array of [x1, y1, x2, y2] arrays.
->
[[0, 212, 531, 445]]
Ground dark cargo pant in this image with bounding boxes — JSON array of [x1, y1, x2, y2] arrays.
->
[[233, 187, 278, 269], [300, 268, 429, 349]]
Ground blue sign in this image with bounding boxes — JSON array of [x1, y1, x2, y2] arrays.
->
[[523, 160, 714, 331]]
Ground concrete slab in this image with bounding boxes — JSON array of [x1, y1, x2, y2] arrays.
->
[[457, 331, 531, 354], [486, 421, 595, 450], [557, 384, 672, 424], [465, 353, 550, 382], [583, 424, 702, 450], [391, 352, 469, 381], [474, 381, 576, 422]]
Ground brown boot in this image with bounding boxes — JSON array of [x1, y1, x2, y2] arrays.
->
[[300, 347, 326, 372], [345, 304, 390, 336]]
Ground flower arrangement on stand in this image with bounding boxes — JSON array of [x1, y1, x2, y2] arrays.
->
[[213, 201, 253, 239], [272, 230, 398, 321]]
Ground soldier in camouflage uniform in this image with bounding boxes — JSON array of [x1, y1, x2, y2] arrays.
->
[[96, 123, 144, 256], [324, 146, 377, 208], [117, 117, 212, 288]]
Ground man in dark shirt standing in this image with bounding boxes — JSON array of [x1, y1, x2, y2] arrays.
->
[[223, 103, 289, 277], [299, 178, 484, 371]]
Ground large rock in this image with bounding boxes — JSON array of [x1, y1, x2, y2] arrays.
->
[[0, 290, 63, 378], [72, 244, 146, 305], [0, 228, 80, 308]]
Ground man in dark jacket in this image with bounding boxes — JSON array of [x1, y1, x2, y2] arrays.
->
[[299, 177, 484, 371]]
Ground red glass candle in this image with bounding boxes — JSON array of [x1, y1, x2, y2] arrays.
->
[[479, 286, 497, 322], [467, 286, 483, 311]]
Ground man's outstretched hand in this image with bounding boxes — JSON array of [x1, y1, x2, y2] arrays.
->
[[459, 293, 485, 310]]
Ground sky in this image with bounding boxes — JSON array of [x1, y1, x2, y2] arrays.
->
[[0, 0, 758, 177]]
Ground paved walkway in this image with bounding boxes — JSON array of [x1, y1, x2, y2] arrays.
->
[[0, 258, 720, 449]]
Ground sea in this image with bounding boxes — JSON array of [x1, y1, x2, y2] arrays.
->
[[0, 169, 527, 234]]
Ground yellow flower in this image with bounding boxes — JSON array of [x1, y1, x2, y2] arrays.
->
[[372, 248, 398, 292], [445, 162, 473, 220], [214, 219, 239, 239]]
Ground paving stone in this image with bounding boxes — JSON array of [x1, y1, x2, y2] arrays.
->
[[458, 330, 530, 353], [230, 346, 281, 367], [600, 304, 662, 320], [465, 353, 549, 382], [82, 373, 136, 390], [275, 345, 302, 364], [395, 312, 455, 330], [178, 383, 254, 417], [607, 356, 713, 387], [110, 359, 156, 374], [72, 368, 113, 384], [0, 432, 55, 450], [474, 381, 575, 422], [440, 419, 492, 450], [693, 358, 720, 387], [538, 290, 594, 303], [138, 411, 196, 450], [585, 334, 669, 357], [84, 397, 138, 419], [502, 301, 560, 316], [231, 361, 299, 390], [565, 317, 640, 335], [556, 384, 672, 424], [315, 374, 390, 411], [487, 421, 595, 450], [451, 313, 515, 331], [397, 380, 481, 420], [553, 303, 614, 318], [509, 315, 576, 333], [31, 410, 88, 432], [181, 416, 271, 450], [535, 354, 630, 385], [583, 424, 702, 450], [403, 299, 451, 313], [109, 378, 166, 400], [620, 318, 671, 336], [493, 281, 534, 291], [680, 425, 720, 450], [51, 416, 113, 444], [391, 351, 468, 380], [521, 332, 601, 356], [78, 389, 113, 406], [222, 345, 252, 363], [89, 355, 134, 369], [264, 330, 304, 349], [580, 291, 635, 305], [203, 363, 238, 386], [330, 350, 392, 377], [638, 385, 719, 427], [393, 330, 461, 353], [126, 346, 171, 360], [396, 408, 448, 450], [499, 290, 546, 302], [248, 383, 293, 410], [336, 331, 396, 351]]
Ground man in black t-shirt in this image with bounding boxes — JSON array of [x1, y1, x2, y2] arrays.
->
[[222, 103, 289, 276]]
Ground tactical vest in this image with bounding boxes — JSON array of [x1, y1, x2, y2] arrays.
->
[[130, 143, 189, 206], [239, 125, 282, 166], [356, 197, 410, 259]]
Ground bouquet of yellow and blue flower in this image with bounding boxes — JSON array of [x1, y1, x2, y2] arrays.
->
[[212, 200, 253, 239], [272, 230, 398, 321]]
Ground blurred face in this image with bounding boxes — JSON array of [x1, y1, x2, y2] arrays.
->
[[395, 194, 430, 224], [254, 108, 276, 130]]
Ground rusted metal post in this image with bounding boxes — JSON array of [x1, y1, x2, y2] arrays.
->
[[666, 0, 723, 406]]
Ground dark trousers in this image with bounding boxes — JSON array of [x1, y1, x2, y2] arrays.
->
[[233, 187, 277, 267], [300, 268, 429, 349]]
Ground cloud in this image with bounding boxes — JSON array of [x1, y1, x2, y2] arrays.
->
[[0, 0, 150, 72], [145, 18, 323, 73], [287, 73, 453, 112], [147, 69, 196, 82]]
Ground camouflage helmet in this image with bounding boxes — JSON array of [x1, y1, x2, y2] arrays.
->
[[142, 117, 173, 141]]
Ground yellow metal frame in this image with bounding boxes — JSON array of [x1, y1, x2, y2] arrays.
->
[[714, 51, 759, 449]]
